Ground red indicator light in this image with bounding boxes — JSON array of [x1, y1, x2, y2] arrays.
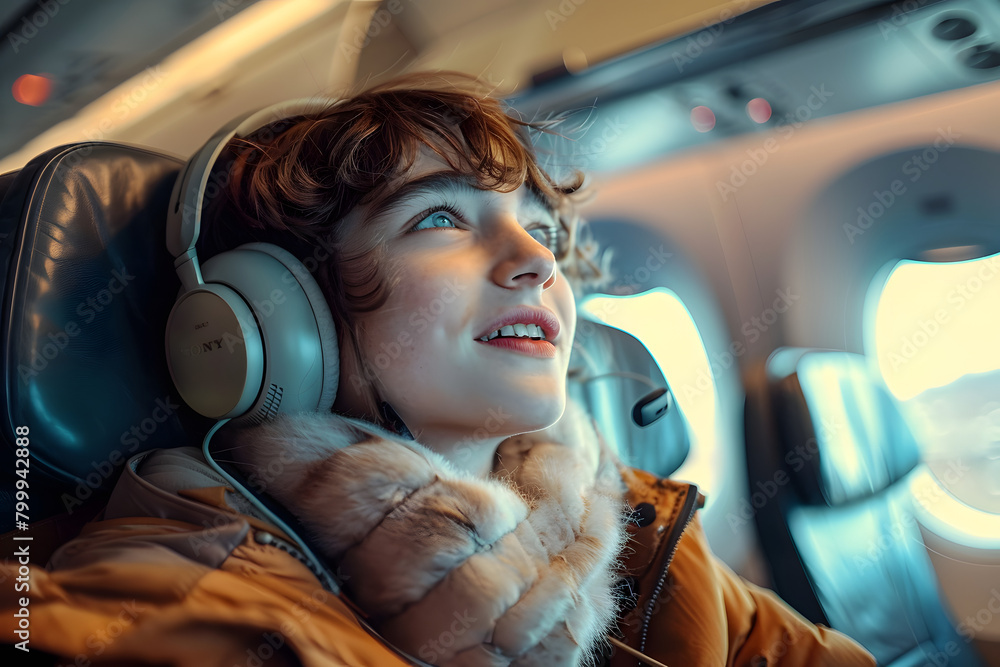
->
[[691, 105, 716, 132], [747, 97, 772, 124], [12, 73, 52, 106]]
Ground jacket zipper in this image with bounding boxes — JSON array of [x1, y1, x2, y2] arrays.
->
[[253, 530, 341, 592], [638, 485, 700, 656]]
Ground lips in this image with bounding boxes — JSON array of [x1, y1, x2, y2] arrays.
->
[[475, 306, 561, 343]]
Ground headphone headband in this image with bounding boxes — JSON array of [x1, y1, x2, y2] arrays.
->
[[165, 98, 341, 423], [166, 98, 331, 289]]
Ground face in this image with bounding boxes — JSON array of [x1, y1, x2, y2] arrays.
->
[[334, 150, 577, 464]]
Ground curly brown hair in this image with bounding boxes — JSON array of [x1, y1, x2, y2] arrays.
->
[[200, 72, 602, 422]]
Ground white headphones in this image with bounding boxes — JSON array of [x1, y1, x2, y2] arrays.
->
[[164, 100, 340, 424]]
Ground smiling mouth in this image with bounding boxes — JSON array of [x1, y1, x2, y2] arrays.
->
[[478, 323, 547, 342], [475, 333, 556, 358]]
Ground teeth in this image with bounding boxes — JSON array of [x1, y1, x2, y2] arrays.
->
[[479, 322, 549, 342]]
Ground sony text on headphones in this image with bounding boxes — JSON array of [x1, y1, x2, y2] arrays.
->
[[164, 100, 340, 424]]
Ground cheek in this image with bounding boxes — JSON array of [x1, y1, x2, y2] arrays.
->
[[358, 270, 464, 373]]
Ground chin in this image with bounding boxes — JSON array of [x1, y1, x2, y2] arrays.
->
[[506, 393, 567, 434]]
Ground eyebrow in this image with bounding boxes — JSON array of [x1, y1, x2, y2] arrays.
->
[[365, 170, 557, 225]]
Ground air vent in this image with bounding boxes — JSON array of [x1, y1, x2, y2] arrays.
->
[[932, 17, 976, 41], [963, 43, 1000, 69]]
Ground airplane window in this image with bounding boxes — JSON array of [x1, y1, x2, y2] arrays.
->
[[867, 251, 1000, 519], [581, 288, 719, 500]]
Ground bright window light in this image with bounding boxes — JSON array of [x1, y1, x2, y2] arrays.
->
[[872, 253, 1000, 401], [581, 288, 718, 496], [868, 251, 1000, 518], [910, 467, 1000, 549]]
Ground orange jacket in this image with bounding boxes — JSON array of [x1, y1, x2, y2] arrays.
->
[[1, 449, 874, 666], [613, 467, 874, 666]]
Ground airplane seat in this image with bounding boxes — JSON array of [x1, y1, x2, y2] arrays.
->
[[568, 318, 689, 478], [0, 171, 16, 206], [0, 142, 214, 542], [744, 348, 984, 667]]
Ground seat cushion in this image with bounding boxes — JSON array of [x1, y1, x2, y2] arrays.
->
[[0, 143, 212, 529]]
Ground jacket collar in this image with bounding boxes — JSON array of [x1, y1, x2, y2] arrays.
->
[[107, 447, 287, 567], [615, 465, 703, 655]]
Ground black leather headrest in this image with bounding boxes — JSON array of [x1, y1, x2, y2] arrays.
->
[[0, 143, 211, 519], [568, 318, 689, 477], [767, 348, 920, 506]]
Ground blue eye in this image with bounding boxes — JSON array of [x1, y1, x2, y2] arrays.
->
[[411, 211, 459, 231], [527, 225, 568, 258]]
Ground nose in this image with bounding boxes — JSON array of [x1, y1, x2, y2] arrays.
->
[[489, 217, 558, 290]]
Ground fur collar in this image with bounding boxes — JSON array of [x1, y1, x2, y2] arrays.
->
[[228, 400, 628, 666]]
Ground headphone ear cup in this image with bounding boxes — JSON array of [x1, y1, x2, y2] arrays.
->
[[165, 282, 266, 419], [243, 243, 339, 413], [195, 243, 337, 423]]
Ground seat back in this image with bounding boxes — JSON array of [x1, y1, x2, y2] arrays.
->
[[744, 348, 983, 666], [569, 318, 689, 478], [0, 142, 213, 532]]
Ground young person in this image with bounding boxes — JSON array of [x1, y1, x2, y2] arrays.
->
[[1, 74, 875, 666]]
